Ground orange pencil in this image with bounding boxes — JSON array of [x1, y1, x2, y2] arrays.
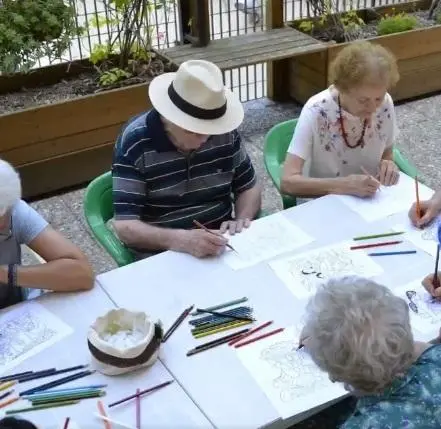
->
[[0, 396, 19, 410], [415, 176, 421, 219]]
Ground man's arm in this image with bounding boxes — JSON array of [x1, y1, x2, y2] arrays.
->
[[0, 226, 94, 292]]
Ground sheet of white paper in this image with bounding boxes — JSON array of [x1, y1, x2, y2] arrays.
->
[[392, 218, 440, 257], [336, 173, 433, 222], [269, 242, 384, 299], [221, 214, 314, 270], [393, 280, 441, 335], [236, 325, 346, 419], [0, 302, 73, 375]]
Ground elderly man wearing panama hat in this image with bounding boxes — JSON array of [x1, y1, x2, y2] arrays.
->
[[112, 59, 262, 260]]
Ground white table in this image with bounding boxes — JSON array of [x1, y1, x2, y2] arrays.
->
[[0, 285, 213, 428], [97, 195, 438, 429]]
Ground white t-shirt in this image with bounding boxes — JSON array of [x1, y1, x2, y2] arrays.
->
[[287, 87, 398, 179]]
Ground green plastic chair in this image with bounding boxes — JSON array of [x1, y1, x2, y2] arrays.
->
[[84, 171, 269, 267], [84, 172, 135, 267], [263, 119, 419, 210]]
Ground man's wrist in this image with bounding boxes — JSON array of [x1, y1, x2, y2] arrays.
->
[[167, 229, 189, 252], [0, 265, 8, 284]]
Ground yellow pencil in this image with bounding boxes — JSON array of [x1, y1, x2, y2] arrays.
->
[[0, 381, 15, 392], [193, 320, 253, 339]]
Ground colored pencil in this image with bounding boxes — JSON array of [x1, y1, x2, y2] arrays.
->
[[24, 388, 103, 400], [368, 250, 417, 256], [0, 381, 15, 392], [190, 297, 248, 316], [29, 390, 105, 405], [433, 244, 440, 289], [350, 240, 402, 250], [0, 391, 13, 401], [353, 231, 405, 241], [193, 220, 236, 252], [193, 320, 253, 338], [195, 308, 253, 322], [0, 371, 33, 383], [20, 370, 95, 396], [192, 318, 252, 334], [190, 306, 252, 326], [17, 365, 87, 384], [187, 329, 250, 357], [162, 305, 194, 343], [63, 417, 70, 429], [228, 321, 273, 346], [415, 176, 421, 219], [0, 396, 19, 409], [5, 399, 79, 415], [44, 384, 107, 394], [234, 328, 285, 348], [97, 400, 112, 429], [94, 413, 136, 429], [136, 388, 141, 429], [108, 380, 174, 408]]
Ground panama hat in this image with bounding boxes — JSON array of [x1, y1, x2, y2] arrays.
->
[[148, 59, 244, 135]]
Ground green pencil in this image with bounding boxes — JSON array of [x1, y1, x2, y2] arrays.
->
[[6, 399, 79, 415], [31, 391, 104, 405], [353, 231, 405, 241], [190, 297, 248, 316]]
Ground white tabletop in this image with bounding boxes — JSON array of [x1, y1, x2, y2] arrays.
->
[[0, 286, 213, 428], [97, 194, 438, 429]]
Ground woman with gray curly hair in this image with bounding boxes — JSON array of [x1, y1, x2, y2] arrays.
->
[[301, 276, 441, 428]]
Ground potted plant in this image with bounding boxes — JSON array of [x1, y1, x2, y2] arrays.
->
[[288, 0, 441, 104], [0, 0, 176, 198]]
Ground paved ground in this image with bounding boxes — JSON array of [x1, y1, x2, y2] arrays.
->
[[24, 93, 441, 272]]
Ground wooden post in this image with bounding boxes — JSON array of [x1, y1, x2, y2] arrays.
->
[[266, 0, 290, 101], [177, 0, 210, 47]]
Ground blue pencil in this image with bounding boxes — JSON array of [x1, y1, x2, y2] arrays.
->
[[368, 250, 417, 256], [44, 384, 107, 394]]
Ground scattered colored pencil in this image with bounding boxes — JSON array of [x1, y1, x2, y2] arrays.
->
[[190, 306, 252, 326], [108, 380, 174, 408], [0, 381, 15, 392], [350, 240, 402, 250], [136, 388, 141, 429], [193, 320, 253, 338], [234, 328, 285, 348], [24, 388, 103, 400], [193, 220, 236, 252], [29, 390, 105, 405], [0, 391, 13, 401], [5, 399, 79, 415], [63, 417, 70, 429], [0, 370, 33, 383], [97, 400, 112, 429], [190, 297, 248, 316], [368, 250, 417, 257], [415, 176, 421, 219], [195, 308, 253, 322], [433, 244, 440, 289], [228, 321, 273, 346], [17, 365, 87, 384], [44, 384, 107, 394], [0, 396, 19, 409], [162, 305, 194, 343], [20, 370, 95, 396], [353, 231, 404, 241], [187, 329, 250, 357], [94, 412, 135, 429]]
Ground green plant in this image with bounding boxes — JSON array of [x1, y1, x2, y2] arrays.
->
[[0, 0, 81, 74], [87, 0, 174, 88], [436, 13, 441, 24], [377, 12, 418, 35]]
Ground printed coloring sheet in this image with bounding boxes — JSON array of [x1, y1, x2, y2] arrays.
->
[[336, 173, 433, 222], [235, 325, 346, 419], [269, 242, 384, 299], [0, 302, 73, 375], [393, 280, 441, 336], [222, 213, 314, 270]]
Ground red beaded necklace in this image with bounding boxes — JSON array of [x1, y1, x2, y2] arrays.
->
[[338, 95, 367, 149]]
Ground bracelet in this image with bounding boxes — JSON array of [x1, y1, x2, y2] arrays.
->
[[8, 264, 17, 288]]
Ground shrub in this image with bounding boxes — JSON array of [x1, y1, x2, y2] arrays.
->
[[377, 12, 418, 36]]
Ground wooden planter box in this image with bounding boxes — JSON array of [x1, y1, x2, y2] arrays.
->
[[289, 0, 441, 104], [0, 59, 162, 199]]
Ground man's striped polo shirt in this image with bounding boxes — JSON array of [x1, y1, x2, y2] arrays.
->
[[112, 109, 257, 230]]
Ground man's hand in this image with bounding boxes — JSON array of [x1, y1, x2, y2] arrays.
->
[[220, 218, 251, 235], [422, 272, 441, 298], [378, 160, 399, 186], [409, 199, 441, 228], [179, 229, 227, 258]]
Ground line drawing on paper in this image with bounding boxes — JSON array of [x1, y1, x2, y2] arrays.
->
[[405, 289, 441, 325], [260, 340, 329, 402], [421, 221, 439, 241]]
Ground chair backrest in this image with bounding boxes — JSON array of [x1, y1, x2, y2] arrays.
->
[[84, 171, 114, 229]]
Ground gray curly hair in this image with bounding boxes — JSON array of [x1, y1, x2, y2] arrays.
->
[[303, 276, 414, 395]]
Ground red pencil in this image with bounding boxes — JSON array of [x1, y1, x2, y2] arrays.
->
[[228, 321, 273, 346], [350, 240, 402, 250], [234, 328, 284, 348], [136, 388, 141, 429]]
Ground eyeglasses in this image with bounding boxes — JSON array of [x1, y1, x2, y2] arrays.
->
[[406, 290, 419, 314]]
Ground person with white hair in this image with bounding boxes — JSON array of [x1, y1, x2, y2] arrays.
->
[[112, 59, 262, 260], [300, 276, 441, 428], [0, 159, 94, 309]]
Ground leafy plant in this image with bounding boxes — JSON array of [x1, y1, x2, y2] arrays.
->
[[436, 13, 441, 24], [87, 0, 175, 88], [377, 12, 418, 35], [0, 0, 81, 74]]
